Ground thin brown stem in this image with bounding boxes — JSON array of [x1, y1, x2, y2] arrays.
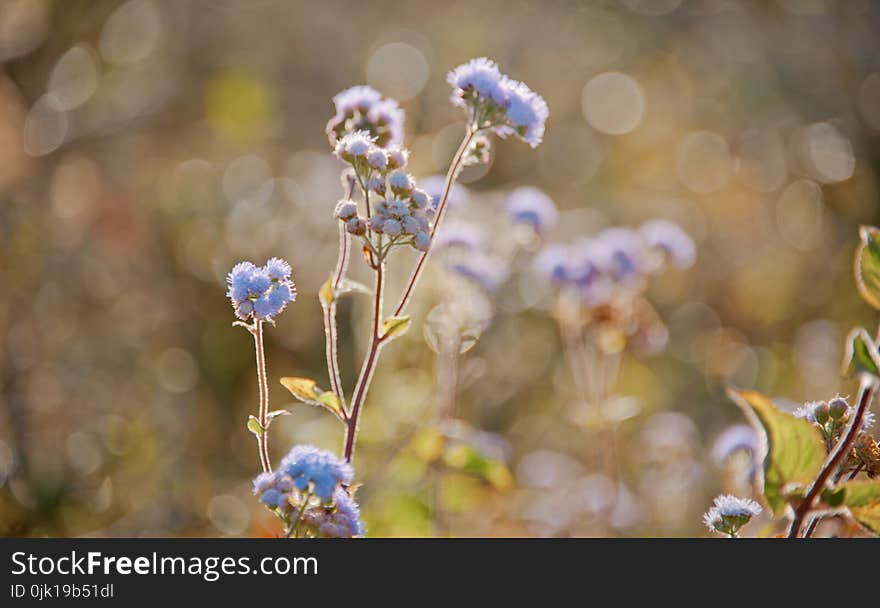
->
[[788, 376, 876, 538], [343, 261, 385, 463], [253, 320, 272, 473], [392, 128, 476, 317]]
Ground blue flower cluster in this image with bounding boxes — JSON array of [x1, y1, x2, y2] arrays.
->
[[534, 220, 695, 307], [279, 445, 353, 502], [703, 494, 762, 536], [447, 57, 549, 147], [333, 129, 434, 253], [326, 85, 404, 148], [252, 445, 364, 538], [226, 258, 296, 321]]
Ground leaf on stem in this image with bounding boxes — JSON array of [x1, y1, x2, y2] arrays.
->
[[381, 315, 411, 342], [279, 377, 346, 422], [855, 225, 880, 310], [247, 415, 264, 437], [280, 377, 321, 402], [319, 276, 335, 307], [842, 327, 880, 378], [840, 480, 880, 533], [728, 389, 827, 516]]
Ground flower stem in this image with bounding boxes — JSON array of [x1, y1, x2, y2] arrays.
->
[[788, 375, 877, 538], [343, 260, 385, 463], [392, 127, 476, 317], [252, 320, 272, 473], [340, 127, 476, 463], [322, 221, 350, 411]]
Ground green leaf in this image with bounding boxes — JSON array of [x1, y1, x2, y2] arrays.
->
[[728, 389, 827, 516], [319, 276, 335, 307], [317, 391, 345, 421], [840, 480, 880, 534], [279, 377, 346, 422], [855, 225, 880, 310], [842, 328, 880, 378], [381, 315, 411, 342], [247, 416, 264, 437], [279, 377, 322, 403]]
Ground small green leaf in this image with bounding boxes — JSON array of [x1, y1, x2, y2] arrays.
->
[[842, 328, 880, 378], [381, 315, 411, 342], [319, 276, 335, 307], [317, 391, 345, 421], [840, 480, 880, 533], [279, 377, 345, 422], [728, 389, 827, 516], [247, 416, 264, 437], [280, 377, 322, 403], [855, 225, 880, 310], [267, 410, 290, 423]]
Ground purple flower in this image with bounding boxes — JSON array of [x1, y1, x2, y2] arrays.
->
[[449, 252, 509, 292], [302, 488, 365, 538], [447, 58, 549, 148], [434, 221, 486, 251], [326, 86, 404, 148], [226, 258, 296, 321], [505, 186, 558, 232]]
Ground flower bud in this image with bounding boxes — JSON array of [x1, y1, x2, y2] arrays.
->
[[335, 200, 358, 221], [829, 398, 848, 420], [813, 402, 830, 425]]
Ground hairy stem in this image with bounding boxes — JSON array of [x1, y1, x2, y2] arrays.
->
[[343, 261, 385, 463], [253, 320, 272, 473], [392, 127, 476, 317], [323, 221, 350, 410], [788, 376, 876, 538]]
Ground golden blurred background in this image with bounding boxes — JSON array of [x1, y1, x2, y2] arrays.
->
[[1, 0, 880, 537]]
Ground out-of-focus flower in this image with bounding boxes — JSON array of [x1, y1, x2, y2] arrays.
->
[[434, 221, 486, 251], [640, 220, 696, 269], [448, 251, 510, 293], [505, 186, 558, 233], [711, 424, 759, 466]]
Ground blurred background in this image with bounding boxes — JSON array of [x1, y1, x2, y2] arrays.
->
[[1, 0, 880, 537]]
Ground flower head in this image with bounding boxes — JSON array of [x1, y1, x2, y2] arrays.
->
[[326, 86, 404, 148], [703, 494, 762, 537], [505, 186, 558, 232], [227, 259, 296, 321], [499, 78, 548, 147], [447, 57, 548, 148], [280, 445, 353, 502]]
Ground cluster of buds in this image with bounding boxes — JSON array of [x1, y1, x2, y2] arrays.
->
[[794, 396, 875, 449], [334, 130, 433, 255]]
